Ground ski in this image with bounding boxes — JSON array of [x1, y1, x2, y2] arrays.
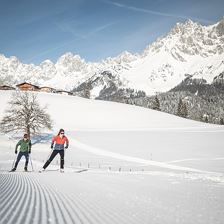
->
[[39, 169, 62, 173], [74, 169, 88, 173]]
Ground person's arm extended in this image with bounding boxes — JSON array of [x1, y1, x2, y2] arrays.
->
[[65, 137, 69, 149], [51, 137, 55, 149], [28, 140, 32, 153], [15, 140, 21, 154]]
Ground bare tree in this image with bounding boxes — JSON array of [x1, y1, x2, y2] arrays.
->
[[0, 91, 53, 138]]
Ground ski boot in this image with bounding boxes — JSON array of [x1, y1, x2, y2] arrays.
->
[[39, 168, 45, 173], [10, 167, 16, 172], [24, 167, 28, 172]]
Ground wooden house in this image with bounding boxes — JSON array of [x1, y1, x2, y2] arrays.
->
[[39, 86, 56, 93], [16, 82, 40, 91], [0, 85, 15, 90]]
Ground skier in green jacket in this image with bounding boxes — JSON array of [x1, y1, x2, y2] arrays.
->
[[11, 133, 32, 172]]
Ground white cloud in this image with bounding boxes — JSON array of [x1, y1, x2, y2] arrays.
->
[[104, 0, 214, 24]]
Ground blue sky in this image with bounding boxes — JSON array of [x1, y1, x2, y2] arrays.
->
[[0, 0, 223, 64]]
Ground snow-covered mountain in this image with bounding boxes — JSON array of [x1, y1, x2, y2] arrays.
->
[[122, 18, 224, 94], [0, 18, 224, 95]]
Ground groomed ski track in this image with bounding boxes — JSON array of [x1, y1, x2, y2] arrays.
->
[[0, 172, 141, 224], [1, 169, 224, 224]]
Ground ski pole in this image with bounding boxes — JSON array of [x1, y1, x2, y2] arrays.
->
[[11, 156, 17, 170], [43, 149, 53, 164], [47, 149, 53, 160], [29, 155, 34, 171]]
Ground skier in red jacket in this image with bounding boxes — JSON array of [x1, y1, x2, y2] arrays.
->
[[40, 129, 69, 172]]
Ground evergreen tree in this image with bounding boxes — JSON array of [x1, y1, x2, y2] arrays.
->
[[199, 114, 204, 122], [83, 89, 90, 99], [177, 98, 183, 117], [176, 99, 188, 118], [152, 95, 161, 111], [182, 102, 188, 118]]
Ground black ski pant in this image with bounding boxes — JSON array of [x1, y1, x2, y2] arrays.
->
[[43, 150, 64, 169], [14, 152, 29, 168]]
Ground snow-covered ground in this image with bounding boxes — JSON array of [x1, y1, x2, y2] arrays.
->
[[0, 90, 224, 224]]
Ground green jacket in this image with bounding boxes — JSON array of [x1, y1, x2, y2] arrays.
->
[[15, 139, 32, 152]]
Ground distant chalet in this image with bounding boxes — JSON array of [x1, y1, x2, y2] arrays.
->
[[0, 85, 15, 90], [40, 86, 56, 93], [2, 82, 73, 96], [16, 82, 40, 91]]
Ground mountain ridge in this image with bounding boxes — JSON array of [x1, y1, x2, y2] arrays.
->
[[0, 18, 223, 96]]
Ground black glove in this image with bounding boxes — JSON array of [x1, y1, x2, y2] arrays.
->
[[51, 143, 54, 149], [28, 150, 31, 154], [15, 150, 17, 154], [65, 145, 68, 149]]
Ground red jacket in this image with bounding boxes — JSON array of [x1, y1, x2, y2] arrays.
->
[[51, 135, 69, 150]]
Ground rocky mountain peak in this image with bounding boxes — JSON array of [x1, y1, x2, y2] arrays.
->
[[215, 17, 224, 36], [56, 52, 87, 72], [170, 19, 202, 36], [143, 18, 224, 58]]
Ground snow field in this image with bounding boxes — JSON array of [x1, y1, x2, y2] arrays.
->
[[0, 90, 224, 224]]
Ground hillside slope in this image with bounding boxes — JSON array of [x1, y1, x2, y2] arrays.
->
[[0, 90, 213, 131]]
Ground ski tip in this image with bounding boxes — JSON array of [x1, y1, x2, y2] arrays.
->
[[74, 169, 88, 173]]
